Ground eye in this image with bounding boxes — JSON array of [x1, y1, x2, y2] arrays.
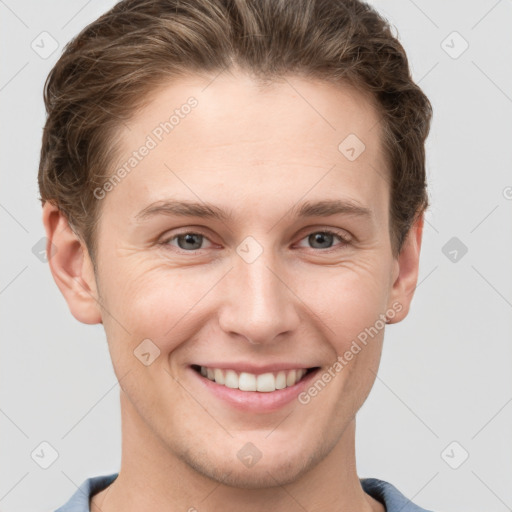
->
[[162, 232, 213, 251], [297, 229, 351, 250], [160, 228, 351, 253]]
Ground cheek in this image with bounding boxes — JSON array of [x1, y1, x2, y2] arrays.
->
[[100, 262, 215, 359], [100, 247, 391, 367], [301, 264, 389, 346]]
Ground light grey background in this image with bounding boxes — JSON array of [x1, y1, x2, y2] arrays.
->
[[1, 1, 511, 511]]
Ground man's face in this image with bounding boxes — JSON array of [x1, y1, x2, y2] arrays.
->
[[90, 72, 406, 487]]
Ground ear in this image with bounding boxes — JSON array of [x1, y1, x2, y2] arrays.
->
[[42, 202, 102, 325], [386, 213, 424, 324]]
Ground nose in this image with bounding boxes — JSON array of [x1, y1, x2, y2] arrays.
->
[[217, 248, 300, 345]]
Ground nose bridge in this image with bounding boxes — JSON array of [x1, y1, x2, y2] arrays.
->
[[218, 242, 299, 344]]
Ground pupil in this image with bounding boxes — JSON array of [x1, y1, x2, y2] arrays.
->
[[311, 232, 332, 249], [179, 233, 202, 250]]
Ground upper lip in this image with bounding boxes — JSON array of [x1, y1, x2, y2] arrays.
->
[[191, 362, 319, 375]]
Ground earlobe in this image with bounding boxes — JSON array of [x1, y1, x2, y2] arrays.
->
[[42, 202, 102, 325], [386, 213, 424, 324]]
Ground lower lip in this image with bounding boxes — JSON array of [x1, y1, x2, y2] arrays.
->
[[188, 366, 321, 413]]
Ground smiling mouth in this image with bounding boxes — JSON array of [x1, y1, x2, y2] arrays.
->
[[191, 364, 319, 392]]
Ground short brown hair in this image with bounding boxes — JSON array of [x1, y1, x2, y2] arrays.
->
[[38, 0, 432, 264]]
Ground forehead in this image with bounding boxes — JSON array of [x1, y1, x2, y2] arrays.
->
[[103, 71, 389, 222], [123, 71, 384, 156]]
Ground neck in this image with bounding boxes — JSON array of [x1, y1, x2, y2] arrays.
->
[[91, 391, 384, 512]]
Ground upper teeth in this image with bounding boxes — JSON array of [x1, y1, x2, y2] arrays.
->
[[199, 366, 308, 392]]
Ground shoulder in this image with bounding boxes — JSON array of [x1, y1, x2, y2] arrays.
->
[[361, 477, 435, 512], [54, 473, 118, 512]]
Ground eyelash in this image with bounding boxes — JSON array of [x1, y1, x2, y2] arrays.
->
[[159, 228, 351, 253]]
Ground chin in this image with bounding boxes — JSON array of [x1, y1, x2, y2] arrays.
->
[[176, 440, 325, 490]]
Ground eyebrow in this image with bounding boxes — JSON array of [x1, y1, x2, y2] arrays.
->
[[135, 198, 372, 222]]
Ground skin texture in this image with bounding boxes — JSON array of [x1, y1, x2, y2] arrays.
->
[[43, 71, 423, 512]]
